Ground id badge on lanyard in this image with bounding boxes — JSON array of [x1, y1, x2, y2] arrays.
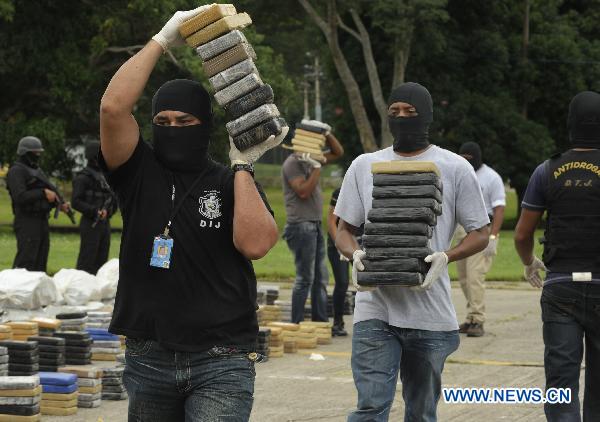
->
[[149, 172, 206, 270]]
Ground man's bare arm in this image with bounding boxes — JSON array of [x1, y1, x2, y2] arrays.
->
[[323, 133, 344, 163], [490, 205, 505, 237], [514, 209, 543, 265], [288, 170, 321, 199], [446, 225, 489, 263], [335, 219, 361, 260]]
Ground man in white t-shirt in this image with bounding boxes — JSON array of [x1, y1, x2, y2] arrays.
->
[[454, 141, 506, 337], [334, 82, 490, 421]]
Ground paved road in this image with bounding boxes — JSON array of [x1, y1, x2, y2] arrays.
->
[[46, 283, 584, 421]]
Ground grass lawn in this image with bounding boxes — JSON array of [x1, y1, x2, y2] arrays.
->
[[0, 167, 534, 281]]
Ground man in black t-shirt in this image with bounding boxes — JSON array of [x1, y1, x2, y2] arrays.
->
[[99, 6, 287, 421]]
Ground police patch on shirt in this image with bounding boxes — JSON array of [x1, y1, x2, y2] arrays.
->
[[199, 191, 222, 220]]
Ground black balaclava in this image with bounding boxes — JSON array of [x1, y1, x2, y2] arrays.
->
[[151, 79, 213, 172], [23, 152, 40, 169], [388, 82, 433, 153], [85, 141, 100, 169], [568, 91, 600, 148], [459, 141, 483, 170]]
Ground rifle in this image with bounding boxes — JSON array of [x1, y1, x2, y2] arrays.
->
[[91, 195, 113, 228], [37, 178, 76, 224]]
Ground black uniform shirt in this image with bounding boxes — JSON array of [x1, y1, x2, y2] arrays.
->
[[6, 158, 51, 216], [101, 139, 271, 351]]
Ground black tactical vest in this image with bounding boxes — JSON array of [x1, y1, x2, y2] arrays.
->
[[543, 149, 600, 272], [80, 167, 113, 210], [8, 162, 53, 216]]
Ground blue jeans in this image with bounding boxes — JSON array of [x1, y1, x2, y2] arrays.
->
[[284, 221, 329, 323], [123, 339, 256, 422], [541, 282, 600, 422], [349, 319, 459, 422]]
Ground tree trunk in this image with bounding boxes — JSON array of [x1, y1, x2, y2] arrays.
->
[[298, 0, 378, 152]]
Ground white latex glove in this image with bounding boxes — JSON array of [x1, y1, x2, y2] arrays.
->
[[301, 119, 332, 136], [352, 250, 375, 292], [339, 253, 350, 262], [298, 152, 322, 169], [524, 256, 546, 288], [483, 237, 498, 257], [230, 126, 289, 166], [152, 4, 214, 51], [413, 252, 449, 291]]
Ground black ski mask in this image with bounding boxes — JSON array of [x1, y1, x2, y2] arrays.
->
[[388, 82, 433, 153], [459, 142, 483, 170], [152, 79, 213, 172], [85, 141, 100, 168], [568, 91, 600, 148]]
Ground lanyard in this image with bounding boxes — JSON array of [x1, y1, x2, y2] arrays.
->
[[162, 170, 208, 237]]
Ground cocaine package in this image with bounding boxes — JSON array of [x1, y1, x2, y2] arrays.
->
[[179, 4, 287, 151], [358, 161, 443, 287], [282, 121, 327, 161]]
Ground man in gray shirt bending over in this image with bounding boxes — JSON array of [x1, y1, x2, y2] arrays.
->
[[282, 121, 343, 323], [335, 83, 489, 421]]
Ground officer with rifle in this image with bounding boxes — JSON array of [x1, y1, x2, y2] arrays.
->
[[72, 141, 118, 274], [6, 136, 74, 272]]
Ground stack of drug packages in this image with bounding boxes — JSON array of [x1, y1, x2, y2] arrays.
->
[[358, 161, 442, 288], [85, 312, 112, 329], [257, 305, 281, 325], [300, 321, 332, 345], [267, 322, 304, 354], [0, 375, 41, 421], [59, 366, 102, 409], [274, 299, 292, 322], [0, 325, 12, 343], [102, 366, 127, 401], [263, 326, 283, 357], [30, 318, 61, 337], [0, 346, 7, 376], [39, 372, 77, 416], [0, 341, 39, 376], [53, 332, 92, 366], [6, 322, 38, 342], [256, 327, 270, 360], [179, 4, 287, 152], [282, 122, 327, 161], [27, 337, 65, 373], [87, 328, 121, 362], [56, 312, 87, 332]]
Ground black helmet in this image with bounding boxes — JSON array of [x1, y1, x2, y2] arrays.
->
[[17, 136, 44, 156]]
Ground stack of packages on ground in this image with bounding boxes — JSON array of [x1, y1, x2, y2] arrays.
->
[[257, 304, 280, 325], [274, 299, 291, 322], [256, 327, 270, 361], [300, 321, 332, 345], [0, 347, 7, 376], [0, 325, 12, 342], [27, 337, 65, 373], [55, 312, 92, 365], [87, 328, 121, 362], [0, 341, 39, 376], [282, 122, 327, 161], [102, 366, 127, 401], [39, 372, 78, 417], [0, 375, 41, 421], [179, 3, 287, 151], [59, 366, 103, 409], [7, 322, 38, 342], [86, 312, 111, 330], [267, 322, 304, 355], [359, 161, 442, 288], [31, 317, 61, 338], [264, 326, 283, 357], [295, 324, 318, 349]]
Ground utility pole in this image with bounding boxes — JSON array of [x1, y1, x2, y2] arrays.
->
[[314, 56, 322, 121], [303, 80, 310, 120]]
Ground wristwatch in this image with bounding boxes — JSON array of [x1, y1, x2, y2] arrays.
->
[[232, 163, 254, 177]]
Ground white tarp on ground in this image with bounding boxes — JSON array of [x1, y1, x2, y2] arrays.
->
[[53, 269, 103, 306], [96, 259, 119, 300], [0, 269, 59, 310]]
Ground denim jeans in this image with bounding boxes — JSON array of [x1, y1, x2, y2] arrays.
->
[[349, 319, 459, 422], [123, 339, 256, 422], [284, 221, 329, 322], [541, 282, 600, 422], [327, 243, 350, 322]]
